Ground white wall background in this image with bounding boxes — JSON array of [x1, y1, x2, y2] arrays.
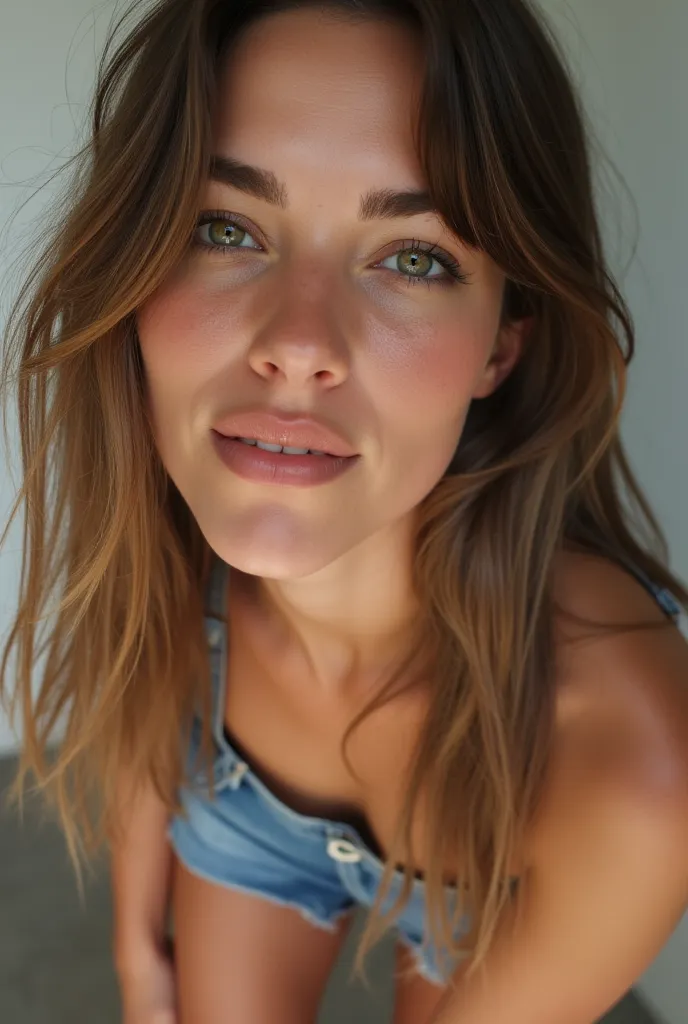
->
[[0, 1, 122, 751], [0, 1, 686, 1020]]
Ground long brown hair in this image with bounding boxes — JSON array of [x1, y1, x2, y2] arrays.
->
[[1, 0, 686, 989]]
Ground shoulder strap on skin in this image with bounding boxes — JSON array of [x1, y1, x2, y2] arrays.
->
[[615, 557, 682, 623], [204, 551, 228, 621], [195, 552, 230, 739]]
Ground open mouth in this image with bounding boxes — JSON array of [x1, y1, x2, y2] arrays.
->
[[230, 436, 331, 457], [211, 431, 360, 487]]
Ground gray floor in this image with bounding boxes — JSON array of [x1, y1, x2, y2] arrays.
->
[[0, 757, 658, 1024]]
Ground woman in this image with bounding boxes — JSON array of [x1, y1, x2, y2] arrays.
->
[[1, 0, 687, 1021]]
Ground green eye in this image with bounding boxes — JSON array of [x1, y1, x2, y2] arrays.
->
[[378, 244, 459, 288], [194, 216, 261, 252], [207, 219, 244, 246], [192, 214, 471, 290], [373, 238, 470, 289]]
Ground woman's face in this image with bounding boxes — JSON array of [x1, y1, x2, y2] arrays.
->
[[136, 7, 525, 579]]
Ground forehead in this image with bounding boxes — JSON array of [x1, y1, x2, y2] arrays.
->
[[207, 8, 493, 273], [212, 8, 426, 180]]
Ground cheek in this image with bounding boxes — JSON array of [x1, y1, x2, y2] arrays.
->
[[367, 312, 489, 434], [359, 317, 488, 509], [135, 278, 218, 457], [135, 274, 248, 428], [137, 284, 213, 381]]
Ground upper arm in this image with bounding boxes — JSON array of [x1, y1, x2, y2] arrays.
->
[[434, 780, 688, 1024], [432, 559, 688, 1024]]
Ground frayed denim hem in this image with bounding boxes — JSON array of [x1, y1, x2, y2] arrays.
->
[[394, 929, 449, 988], [171, 843, 355, 935]]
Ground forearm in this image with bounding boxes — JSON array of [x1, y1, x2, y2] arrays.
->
[[110, 768, 174, 976]]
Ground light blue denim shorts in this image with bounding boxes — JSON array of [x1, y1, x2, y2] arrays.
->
[[168, 555, 471, 986], [168, 553, 682, 987]]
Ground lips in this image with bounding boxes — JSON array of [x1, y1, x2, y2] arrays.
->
[[211, 432, 360, 487], [212, 407, 358, 459]]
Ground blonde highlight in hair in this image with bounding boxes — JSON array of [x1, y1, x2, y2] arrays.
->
[[1, 0, 686, 989]]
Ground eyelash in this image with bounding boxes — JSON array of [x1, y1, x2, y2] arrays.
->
[[191, 210, 470, 289]]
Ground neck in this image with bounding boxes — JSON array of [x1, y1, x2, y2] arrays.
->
[[235, 516, 425, 693]]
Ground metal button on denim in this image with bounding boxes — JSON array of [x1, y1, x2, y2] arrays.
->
[[227, 761, 248, 786], [207, 621, 223, 646], [326, 838, 362, 863]]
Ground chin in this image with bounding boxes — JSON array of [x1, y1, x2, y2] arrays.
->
[[207, 530, 349, 582]]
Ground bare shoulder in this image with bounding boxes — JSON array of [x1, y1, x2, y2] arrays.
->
[[526, 549, 688, 862]]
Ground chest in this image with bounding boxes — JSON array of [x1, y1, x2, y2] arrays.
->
[[221, 603, 434, 871]]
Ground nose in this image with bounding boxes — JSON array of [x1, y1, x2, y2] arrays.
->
[[246, 272, 351, 387]]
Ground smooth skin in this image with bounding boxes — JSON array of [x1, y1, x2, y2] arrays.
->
[[172, 864, 446, 1022], [135, 7, 688, 1023], [170, 553, 688, 1024], [124, 870, 443, 1022], [171, 871, 356, 1023]]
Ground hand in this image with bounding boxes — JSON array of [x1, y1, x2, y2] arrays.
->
[[118, 937, 177, 1024]]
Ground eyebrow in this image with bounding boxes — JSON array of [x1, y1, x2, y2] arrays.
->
[[208, 154, 438, 222]]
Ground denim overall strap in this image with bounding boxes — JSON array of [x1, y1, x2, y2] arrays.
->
[[616, 557, 682, 624], [205, 551, 228, 622], [197, 553, 231, 753]]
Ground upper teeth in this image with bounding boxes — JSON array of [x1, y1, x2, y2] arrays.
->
[[237, 437, 327, 456]]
